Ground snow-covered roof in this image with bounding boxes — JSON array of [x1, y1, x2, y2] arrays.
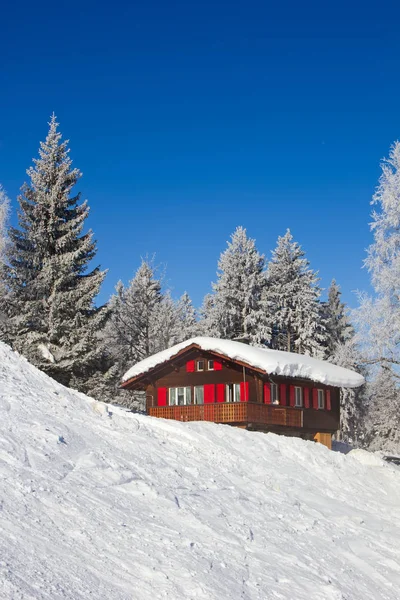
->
[[122, 337, 364, 388]]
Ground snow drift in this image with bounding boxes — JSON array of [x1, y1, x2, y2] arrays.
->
[[122, 336, 365, 388], [1, 341, 399, 600]]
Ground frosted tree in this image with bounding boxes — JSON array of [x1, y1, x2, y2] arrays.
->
[[5, 115, 108, 390], [106, 260, 162, 370], [364, 366, 400, 453], [105, 260, 186, 409], [199, 293, 218, 336], [0, 185, 10, 330], [176, 291, 198, 341], [203, 226, 271, 345], [266, 229, 326, 356], [331, 338, 366, 446], [0, 185, 9, 267], [322, 280, 363, 444], [152, 291, 182, 351], [324, 279, 354, 356], [354, 141, 400, 371], [106, 262, 191, 366], [103, 260, 163, 408]]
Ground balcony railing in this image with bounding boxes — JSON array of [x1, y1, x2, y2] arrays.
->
[[149, 402, 303, 428]]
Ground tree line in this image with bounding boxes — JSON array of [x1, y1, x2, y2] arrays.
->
[[0, 116, 399, 452]]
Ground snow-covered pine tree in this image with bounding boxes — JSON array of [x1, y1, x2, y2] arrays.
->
[[364, 366, 400, 453], [0, 185, 9, 267], [152, 291, 182, 351], [266, 229, 326, 356], [322, 279, 363, 444], [6, 115, 108, 390], [106, 259, 162, 372], [203, 226, 271, 345], [354, 141, 400, 371], [176, 291, 198, 341], [330, 338, 367, 446], [105, 260, 186, 409], [199, 293, 218, 336], [324, 279, 354, 355], [0, 185, 10, 331]]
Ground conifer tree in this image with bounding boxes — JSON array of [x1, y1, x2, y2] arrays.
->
[[105, 260, 187, 409], [266, 229, 326, 356], [355, 141, 400, 371], [176, 291, 198, 340], [364, 366, 400, 453], [199, 293, 218, 336], [106, 260, 162, 372], [322, 280, 363, 444], [0, 185, 10, 330], [6, 115, 108, 389], [152, 291, 182, 351], [331, 339, 366, 446], [325, 279, 354, 355], [0, 185, 9, 267], [352, 142, 400, 451], [202, 226, 271, 344]]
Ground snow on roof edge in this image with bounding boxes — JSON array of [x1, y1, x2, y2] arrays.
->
[[121, 337, 365, 389]]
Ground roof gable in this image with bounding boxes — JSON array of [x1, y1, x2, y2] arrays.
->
[[122, 344, 267, 390]]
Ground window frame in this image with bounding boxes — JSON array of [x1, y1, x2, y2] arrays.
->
[[207, 359, 214, 371], [294, 386, 303, 407], [271, 382, 279, 404], [196, 360, 204, 372], [226, 383, 241, 403], [317, 389, 325, 409], [169, 386, 192, 406], [194, 386, 204, 405]]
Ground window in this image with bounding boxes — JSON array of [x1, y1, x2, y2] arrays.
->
[[318, 389, 325, 409], [208, 359, 214, 371], [295, 386, 303, 407], [194, 386, 204, 405], [169, 387, 192, 406], [196, 360, 204, 372], [271, 383, 279, 404], [226, 383, 241, 403]]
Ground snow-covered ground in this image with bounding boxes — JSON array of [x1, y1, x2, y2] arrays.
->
[[1, 342, 399, 600]]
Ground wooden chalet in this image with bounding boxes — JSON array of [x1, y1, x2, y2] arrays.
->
[[121, 337, 364, 449]]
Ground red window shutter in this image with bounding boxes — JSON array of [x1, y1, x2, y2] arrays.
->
[[289, 385, 296, 407], [204, 384, 215, 404], [280, 384, 287, 406], [240, 381, 249, 402], [186, 360, 195, 372], [157, 387, 167, 406], [264, 383, 271, 404], [214, 360, 222, 371], [326, 390, 331, 410], [304, 387, 310, 408], [216, 383, 225, 403], [312, 388, 319, 409]]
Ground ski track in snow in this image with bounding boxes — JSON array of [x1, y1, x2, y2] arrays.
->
[[0, 342, 399, 599]]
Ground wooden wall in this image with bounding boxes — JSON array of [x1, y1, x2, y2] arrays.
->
[[141, 348, 340, 435]]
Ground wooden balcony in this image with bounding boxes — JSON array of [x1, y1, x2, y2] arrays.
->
[[149, 402, 303, 429]]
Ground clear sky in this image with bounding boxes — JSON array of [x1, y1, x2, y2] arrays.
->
[[1, 0, 399, 308]]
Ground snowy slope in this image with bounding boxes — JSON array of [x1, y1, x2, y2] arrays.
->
[[1, 342, 399, 600], [122, 337, 364, 388]]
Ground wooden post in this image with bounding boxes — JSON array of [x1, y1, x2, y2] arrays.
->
[[314, 432, 332, 450]]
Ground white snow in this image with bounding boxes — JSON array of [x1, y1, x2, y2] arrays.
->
[[1, 341, 399, 600], [122, 336, 365, 388], [38, 342, 55, 363]]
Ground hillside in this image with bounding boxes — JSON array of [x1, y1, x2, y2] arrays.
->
[[1, 341, 400, 600]]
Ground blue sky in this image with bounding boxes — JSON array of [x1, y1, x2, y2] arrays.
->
[[1, 0, 399, 308]]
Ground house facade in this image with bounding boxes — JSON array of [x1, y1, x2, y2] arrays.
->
[[121, 338, 364, 449]]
